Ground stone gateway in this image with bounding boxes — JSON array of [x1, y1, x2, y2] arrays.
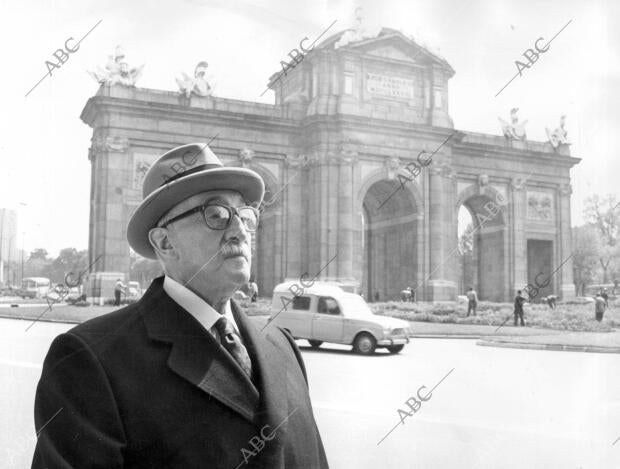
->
[[81, 27, 578, 302]]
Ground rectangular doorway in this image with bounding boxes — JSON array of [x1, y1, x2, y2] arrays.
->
[[527, 239, 553, 301]]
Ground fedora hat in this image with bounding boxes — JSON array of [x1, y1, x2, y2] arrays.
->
[[127, 143, 264, 259]]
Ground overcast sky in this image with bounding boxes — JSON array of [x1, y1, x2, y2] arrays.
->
[[1, 0, 618, 256]]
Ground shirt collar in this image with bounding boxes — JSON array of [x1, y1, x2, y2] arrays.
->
[[163, 276, 236, 333]]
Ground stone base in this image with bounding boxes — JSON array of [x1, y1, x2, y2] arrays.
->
[[560, 283, 575, 300], [426, 279, 457, 301], [87, 272, 126, 305]]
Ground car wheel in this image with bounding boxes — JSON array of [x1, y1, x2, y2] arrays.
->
[[353, 333, 376, 355], [387, 344, 405, 354], [308, 340, 323, 349]]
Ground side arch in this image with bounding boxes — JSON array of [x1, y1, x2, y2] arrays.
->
[[356, 167, 424, 300], [455, 182, 509, 301]]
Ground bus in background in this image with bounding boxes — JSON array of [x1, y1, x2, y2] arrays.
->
[[20, 277, 51, 299]]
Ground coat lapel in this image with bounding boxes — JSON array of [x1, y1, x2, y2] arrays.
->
[[231, 301, 292, 437], [141, 278, 260, 426]]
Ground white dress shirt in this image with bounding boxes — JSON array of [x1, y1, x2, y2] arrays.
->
[[163, 276, 242, 342]]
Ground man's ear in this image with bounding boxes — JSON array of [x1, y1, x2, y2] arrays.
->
[[148, 227, 177, 260]]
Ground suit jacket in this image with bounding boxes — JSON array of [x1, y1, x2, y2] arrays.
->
[[32, 277, 329, 468]]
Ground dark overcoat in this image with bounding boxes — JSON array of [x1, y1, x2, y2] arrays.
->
[[32, 277, 329, 468]]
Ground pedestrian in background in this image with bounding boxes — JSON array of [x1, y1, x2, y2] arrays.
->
[[250, 280, 258, 302], [466, 287, 478, 316], [545, 295, 557, 309], [601, 288, 609, 308], [513, 290, 526, 326], [594, 293, 606, 322], [113, 278, 126, 306], [409, 286, 416, 303]]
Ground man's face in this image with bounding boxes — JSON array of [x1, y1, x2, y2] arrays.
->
[[161, 190, 253, 292]]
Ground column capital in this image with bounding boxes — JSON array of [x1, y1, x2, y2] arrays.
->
[[559, 184, 572, 196], [92, 135, 130, 153], [511, 176, 528, 191], [89, 135, 129, 161], [238, 147, 255, 167], [284, 153, 312, 168]]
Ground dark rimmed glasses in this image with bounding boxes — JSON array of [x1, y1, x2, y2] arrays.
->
[[159, 203, 259, 232]]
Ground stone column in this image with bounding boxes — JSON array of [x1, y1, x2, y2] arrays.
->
[[283, 154, 307, 281], [335, 148, 358, 291], [426, 158, 457, 300], [314, 151, 339, 283], [510, 176, 527, 295], [303, 148, 358, 288], [558, 184, 575, 298], [87, 135, 131, 303]]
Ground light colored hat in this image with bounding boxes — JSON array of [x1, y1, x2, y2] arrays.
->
[[127, 143, 264, 259]]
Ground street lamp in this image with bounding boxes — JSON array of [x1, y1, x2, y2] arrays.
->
[[17, 202, 27, 287], [20, 231, 25, 286]]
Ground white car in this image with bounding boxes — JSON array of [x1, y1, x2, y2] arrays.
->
[[268, 281, 411, 354]]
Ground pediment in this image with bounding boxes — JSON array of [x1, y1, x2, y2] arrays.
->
[[364, 44, 424, 63], [321, 27, 454, 76]]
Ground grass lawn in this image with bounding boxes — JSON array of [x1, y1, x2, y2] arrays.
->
[[370, 299, 620, 333], [5, 298, 619, 351], [3, 297, 618, 339]]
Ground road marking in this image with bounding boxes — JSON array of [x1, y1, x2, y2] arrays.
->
[[0, 303, 50, 308], [0, 358, 42, 369]]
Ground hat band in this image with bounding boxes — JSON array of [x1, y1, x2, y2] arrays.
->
[[160, 163, 222, 187]]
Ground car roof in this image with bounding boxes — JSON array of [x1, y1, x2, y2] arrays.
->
[[273, 281, 346, 298]]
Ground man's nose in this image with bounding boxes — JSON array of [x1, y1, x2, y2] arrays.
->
[[227, 212, 249, 240]]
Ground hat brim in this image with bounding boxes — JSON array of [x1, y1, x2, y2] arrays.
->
[[127, 167, 264, 259]]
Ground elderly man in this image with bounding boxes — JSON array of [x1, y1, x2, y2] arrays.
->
[[32, 143, 329, 468]]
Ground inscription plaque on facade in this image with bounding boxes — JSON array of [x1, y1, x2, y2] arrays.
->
[[366, 73, 414, 99]]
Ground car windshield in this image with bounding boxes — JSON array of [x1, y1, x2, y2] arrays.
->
[[338, 294, 374, 318]]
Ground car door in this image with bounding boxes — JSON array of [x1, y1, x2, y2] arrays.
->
[[275, 294, 313, 338], [311, 296, 344, 343]]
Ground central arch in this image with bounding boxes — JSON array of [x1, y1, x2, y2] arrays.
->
[[359, 173, 423, 301]]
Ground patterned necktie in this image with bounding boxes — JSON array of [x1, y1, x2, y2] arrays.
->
[[214, 316, 253, 379]]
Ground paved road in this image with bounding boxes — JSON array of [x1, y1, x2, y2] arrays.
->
[[2, 317, 620, 468]]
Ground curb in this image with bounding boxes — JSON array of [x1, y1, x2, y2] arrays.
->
[[477, 339, 620, 354], [412, 334, 482, 339], [0, 312, 81, 325]]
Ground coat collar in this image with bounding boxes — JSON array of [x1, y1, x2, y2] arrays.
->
[[140, 277, 290, 436]]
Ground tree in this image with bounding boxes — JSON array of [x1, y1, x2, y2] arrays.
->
[[29, 248, 49, 261], [24, 248, 52, 279], [584, 194, 620, 283], [572, 225, 601, 295], [458, 223, 475, 293], [129, 251, 163, 287], [48, 248, 88, 284]]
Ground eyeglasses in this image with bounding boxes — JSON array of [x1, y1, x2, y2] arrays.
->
[[159, 203, 259, 232]]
